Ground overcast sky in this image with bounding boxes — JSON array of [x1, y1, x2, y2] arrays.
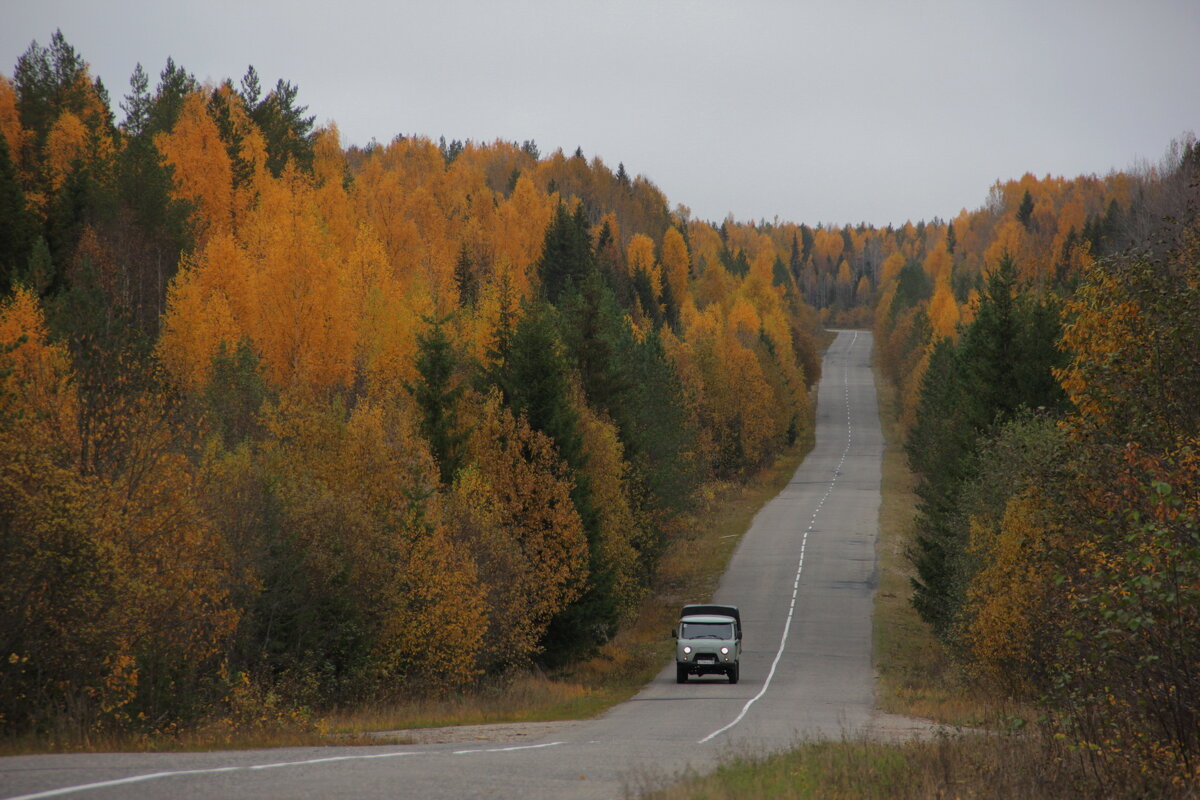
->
[[5, 0, 1198, 226]]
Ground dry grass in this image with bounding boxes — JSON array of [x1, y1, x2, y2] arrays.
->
[[869, 360, 996, 727], [632, 730, 1108, 800]]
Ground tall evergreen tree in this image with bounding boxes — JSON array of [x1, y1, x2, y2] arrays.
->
[[537, 202, 595, 304], [205, 339, 270, 446], [407, 315, 467, 485], [0, 136, 34, 293], [250, 78, 316, 176], [906, 255, 1067, 638], [454, 241, 477, 308], [1016, 189, 1035, 229]]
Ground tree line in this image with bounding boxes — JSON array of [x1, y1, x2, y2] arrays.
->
[[0, 32, 820, 737], [874, 137, 1200, 794]]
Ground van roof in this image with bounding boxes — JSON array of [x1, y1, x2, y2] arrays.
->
[[681, 604, 741, 625]]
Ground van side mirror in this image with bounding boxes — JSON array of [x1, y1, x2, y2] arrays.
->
[[671, 629, 677, 639]]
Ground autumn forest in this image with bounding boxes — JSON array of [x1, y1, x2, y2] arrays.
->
[[1, 31, 1198, 792]]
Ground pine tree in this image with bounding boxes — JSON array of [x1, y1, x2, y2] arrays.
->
[[1016, 189, 1035, 229], [537, 202, 596, 304], [407, 315, 467, 485], [454, 241, 476, 307], [906, 254, 1066, 639], [205, 338, 270, 446], [0, 135, 34, 292]]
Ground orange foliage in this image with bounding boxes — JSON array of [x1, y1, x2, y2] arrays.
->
[[43, 111, 88, 191], [965, 489, 1055, 691], [661, 226, 690, 311], [0, 76, 28, 173], [155, 92, 234, 240]]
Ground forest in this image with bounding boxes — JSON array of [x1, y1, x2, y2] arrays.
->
[[0, 32, 819, 736], [873, 143, 1200, 792], [2, 30, 1197, 793]]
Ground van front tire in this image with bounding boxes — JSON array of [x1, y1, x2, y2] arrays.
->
[[728, 664, 739, 684], [676, 665, 688, 684]]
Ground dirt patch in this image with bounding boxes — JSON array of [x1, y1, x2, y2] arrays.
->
[[868, 711, 972, 741], [367, 720, 582, 745]]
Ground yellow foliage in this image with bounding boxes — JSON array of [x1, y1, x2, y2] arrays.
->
[[493, 174, 552, 299], [627, 233, 661, 299], [928, 281, 960, 341], [155, 92, 234, 240], [661, 226, 691, 312], [578, 404, 647, 623], [44, 111, 87, 191], [0, 287, 79, 444], [880, 251, 906, 286], [923, 241, 952, 285], [983, 218, 1026, 274], [449, 391, 588, 670], [965, 490, 1055, 691], [0, 77, 28, 174]]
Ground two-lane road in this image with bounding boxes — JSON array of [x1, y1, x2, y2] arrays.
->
[[1, 329, 885, 800]]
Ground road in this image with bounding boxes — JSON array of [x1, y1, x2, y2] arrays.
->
[[0, 329, 894, 800]]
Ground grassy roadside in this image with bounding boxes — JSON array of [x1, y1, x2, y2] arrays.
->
[[870, 361, 988, 727], [633, 732, 1068, 800]]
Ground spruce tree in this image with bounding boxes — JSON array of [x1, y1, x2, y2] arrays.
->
[[0, 135, 34, 293], [407, 315, 467, 485]]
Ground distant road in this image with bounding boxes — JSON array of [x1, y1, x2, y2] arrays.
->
[[0, 329, 889, 800]]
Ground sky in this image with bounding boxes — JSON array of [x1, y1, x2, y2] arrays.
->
[[4, 0, 1198, 227]]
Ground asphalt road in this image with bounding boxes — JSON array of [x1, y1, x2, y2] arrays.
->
[[0, 329, 889, 800]]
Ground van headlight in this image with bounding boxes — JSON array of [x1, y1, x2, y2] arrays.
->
[[720, 647, 729, 654], [683, 646, 692, 654]]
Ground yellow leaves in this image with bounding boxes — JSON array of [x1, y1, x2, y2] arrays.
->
[[727, 296, 761, 342], [626, 232, 660, 293], [577, 404, 647, 622], [983, 218, 1026, 273], [928, 280, 960, 341], [44, 111, 87, 191], [157, 235, 251, 392], [880, 251, 906, 287], [0, 287, 78, 448], [923, 241, 952, 285], [493, 173, 551, 299], [264, 396, 485, 690], [0, 76, 25, 165], [965, 489, 1056, 690], [661, 226, 691, 312], [674, 303, 784, 473], [1054, 268, 1142, 431], [447, 391, 588, 670], [155, 92, 234, 240]]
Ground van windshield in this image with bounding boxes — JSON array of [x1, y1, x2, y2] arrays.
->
[[681, 622, 734, 640]]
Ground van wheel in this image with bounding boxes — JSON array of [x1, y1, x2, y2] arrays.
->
[[728, 664, 739, 684], [676, 665, 688, 684]]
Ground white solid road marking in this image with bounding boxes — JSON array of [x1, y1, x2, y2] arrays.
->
[[4, 743, 567, 800], [699, 331, 858, 744]]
